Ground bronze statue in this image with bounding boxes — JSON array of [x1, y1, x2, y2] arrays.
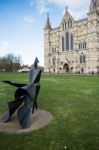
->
[[2, 57, 41, 129]]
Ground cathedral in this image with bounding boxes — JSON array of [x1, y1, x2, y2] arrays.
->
[[44, 0, 99, 74]]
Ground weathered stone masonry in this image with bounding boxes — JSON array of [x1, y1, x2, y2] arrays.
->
[[44, 0, 99, 74]]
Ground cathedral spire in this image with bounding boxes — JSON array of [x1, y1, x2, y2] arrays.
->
[[90, 0, 95, 12], [90, 0, 99, 12], [95, 0, 99, 8], [44, 12, 51, 29], [65, 6, 68, 12]]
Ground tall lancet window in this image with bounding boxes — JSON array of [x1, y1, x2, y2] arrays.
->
[[52, 57, 56, 66], [80, 55, 83, 64], [65, 22, 67, 29], [62, 24, 64, 30], [71, 34, 73, 50], [83, 55, 86, 63], [70, 20, 72, 28], [80, 54, 86, 64], [68, 21, 70, 28], [66, 32, 69, 50], [62, 36, 65, 51]]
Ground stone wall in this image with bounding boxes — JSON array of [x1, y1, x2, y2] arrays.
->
[[44, 3, 99, 74]]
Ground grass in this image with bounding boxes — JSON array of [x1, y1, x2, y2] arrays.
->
[[0, 73, 99, 150]]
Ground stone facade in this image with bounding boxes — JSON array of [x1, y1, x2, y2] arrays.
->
[[44, 0, 99, 74]]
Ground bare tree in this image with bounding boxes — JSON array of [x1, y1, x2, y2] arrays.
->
[[0, 53, 22, 72]]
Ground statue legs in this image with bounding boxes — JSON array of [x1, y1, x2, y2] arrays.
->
[[2, 96, 25, 122]]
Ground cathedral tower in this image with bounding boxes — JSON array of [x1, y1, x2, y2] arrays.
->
[[44, 13, 51, 72], [44, 0, 99, 74], [87, 0, 99, 73]]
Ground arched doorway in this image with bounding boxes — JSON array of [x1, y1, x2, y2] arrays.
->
[[70, 67, 73, 73], [63, 63, 69, 73], [81, 68, 84, 74]]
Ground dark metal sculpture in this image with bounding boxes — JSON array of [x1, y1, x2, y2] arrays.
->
[[2, 57, 41, 129]]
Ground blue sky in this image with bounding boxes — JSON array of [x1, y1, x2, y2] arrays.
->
[[0, 0, 91, 66]]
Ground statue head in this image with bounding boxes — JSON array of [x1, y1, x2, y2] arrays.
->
[[34, 57, 39, 69]]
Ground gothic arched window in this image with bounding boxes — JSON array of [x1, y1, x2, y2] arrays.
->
[[52, 57, 56, 66], [79, 43, 81, 49], [70, 20, 72, 28], [80, 55, 83, 64], [80, 43, 82, 49], [62, 36, 65, 51], [82, 42, 86, 49], [62, 24, 64, 30], [71, 34, 73, 50], [79, 42, 87, 49], [68, 21, 70, 28], [84, 42, 86, 49], [65, 22, 67, 29], [66, 32, 69, 50], [80, 54, 86, 64], [83, 55, 86, 63]]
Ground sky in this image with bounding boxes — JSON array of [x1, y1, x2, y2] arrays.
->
[[0, 0, 91, 66]]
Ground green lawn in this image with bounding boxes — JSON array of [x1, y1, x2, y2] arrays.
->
[[0, 73, 99, 150]]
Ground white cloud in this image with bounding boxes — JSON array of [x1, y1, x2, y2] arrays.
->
[[0, 41, 16, 57], [49, 0, 90, 8], [28, 0, 91, 19], [49, 0, 84, 5], [27, 0, 35, 6], [0, 41, 10, 51], [49, 0, 91, 19], [28, 0, 49, 14], [23, 16, 34, 24], [23, 16, 34, 28], [36, 0, 49, 14], [0, 41, 24, 64]]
